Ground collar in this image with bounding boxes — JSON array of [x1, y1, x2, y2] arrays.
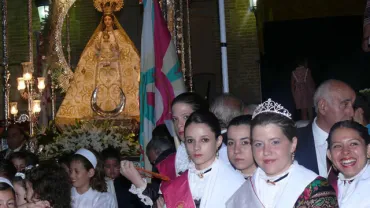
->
[[258, 161, 295, 185], [339, 163, 369, 184], [312, 117, 328, 146], [188, 159, 216, 178], [72, 187, 93, 197], [10, 142, 25, 152]]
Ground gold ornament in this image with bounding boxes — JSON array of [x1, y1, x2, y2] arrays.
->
[[93, 0, 124, 14]]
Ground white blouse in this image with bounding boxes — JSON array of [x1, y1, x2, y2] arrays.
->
[[188, 161, 214, 201], [71, 187, 117, 208], [337, 163, 370, 208], [255, 166, 291, 208]]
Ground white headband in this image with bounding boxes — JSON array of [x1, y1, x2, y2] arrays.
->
[[75, 148, 98, 168], [0, 177, 13, 189]]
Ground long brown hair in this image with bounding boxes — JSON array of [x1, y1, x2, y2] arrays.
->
[[101, 14, 117, 31]]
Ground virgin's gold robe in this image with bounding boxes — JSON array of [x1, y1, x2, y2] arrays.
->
[[56, 25, 140, 126]]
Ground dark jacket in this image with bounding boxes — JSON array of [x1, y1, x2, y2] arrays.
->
[[295, 123, 319, 175]]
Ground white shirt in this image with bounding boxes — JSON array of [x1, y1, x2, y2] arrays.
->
[[312, 117, 328, 177], [71, 187, 117, 208], [4, 143, 25, 159], [188, 161, 213, 200], [255, 165, 291, 208], [337, 163, 370, 208], [105, 178, 118, 208]]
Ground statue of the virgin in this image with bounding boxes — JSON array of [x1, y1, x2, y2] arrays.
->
[[55, 0, 140, 126]]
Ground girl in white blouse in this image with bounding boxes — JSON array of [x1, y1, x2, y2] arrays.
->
[[160, 111, 244, 208], [327, 120, 370, 208], [226, 115, 256, 178], [70, 148, 116, 208]]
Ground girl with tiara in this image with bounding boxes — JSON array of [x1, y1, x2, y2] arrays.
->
[[70, 148, 116, 208], [158, 111, 244, 208], [226, 99, 338, 208], [226, 115, 257, 178]]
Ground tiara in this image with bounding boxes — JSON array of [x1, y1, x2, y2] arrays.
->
[[93, 0, 124, 14], [252, 98, 292, 119]]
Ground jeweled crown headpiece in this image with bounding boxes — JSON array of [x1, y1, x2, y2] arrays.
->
[[252, 98, 292, 119], [94, 0, 124, 14]]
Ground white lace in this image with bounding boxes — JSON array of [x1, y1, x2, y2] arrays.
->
[[128, 179, 153, 206], [175, 143, 190, 175], [188, 160, 215, 201]]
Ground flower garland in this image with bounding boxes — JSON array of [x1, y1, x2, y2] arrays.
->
[[37, 120, 140, 160]]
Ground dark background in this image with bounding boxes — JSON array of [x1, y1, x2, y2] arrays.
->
[[261, 15, 370, 119]]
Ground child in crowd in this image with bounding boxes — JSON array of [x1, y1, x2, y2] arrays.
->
[[70, 148, 116, 208], [0, 178, 16, 208], [12, 172, 27, 206], [24, 163, 71, 208], [9, 152, 27, 172]]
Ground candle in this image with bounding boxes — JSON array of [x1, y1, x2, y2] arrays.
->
[[37, 77, 45, 90], [10, 102, 18, 115], [32, 100, 41, 113], [17, 78, 26, 90], [21, 62, 33, 81], [23, 72, 32, 81]]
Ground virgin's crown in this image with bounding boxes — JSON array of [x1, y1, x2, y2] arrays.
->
[[93, 0, 124, 14], [252, 98, 292, 119]]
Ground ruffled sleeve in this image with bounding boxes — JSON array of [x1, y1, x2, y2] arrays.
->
[[129, 179, 154, 206]]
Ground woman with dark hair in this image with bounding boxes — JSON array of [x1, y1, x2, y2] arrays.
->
[[121, 92, 212, 205], [20, 164, 71, 208], [159, 111, 244, 208], [327, 120, 370, 207], [227, 115, 256, 178], [227, 99, 338, 207], [70, 148, 115, 208]]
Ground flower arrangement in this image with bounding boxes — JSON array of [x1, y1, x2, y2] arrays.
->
[[37, 120, 140, 160], [359, 88, 370, 96]]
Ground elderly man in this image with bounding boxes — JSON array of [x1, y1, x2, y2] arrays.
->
[[210, 94, 245, 142], [295, 79, 356, 177]]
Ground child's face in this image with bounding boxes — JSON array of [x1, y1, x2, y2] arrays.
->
[[13, 182, 27, 206], [104, 159, 120, 179], [11, 158, 26, 172], [0, 189, 15, 208]]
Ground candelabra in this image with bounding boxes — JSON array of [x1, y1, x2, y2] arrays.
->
[[10, 62, 45, 137]]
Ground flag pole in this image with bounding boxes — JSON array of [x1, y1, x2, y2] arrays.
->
[[218, 0, 229, 93]]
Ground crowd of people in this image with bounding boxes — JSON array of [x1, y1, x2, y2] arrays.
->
[[0, 78, 369, 208]]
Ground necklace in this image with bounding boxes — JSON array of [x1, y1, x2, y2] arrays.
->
[[197, 168, 212, 178]]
